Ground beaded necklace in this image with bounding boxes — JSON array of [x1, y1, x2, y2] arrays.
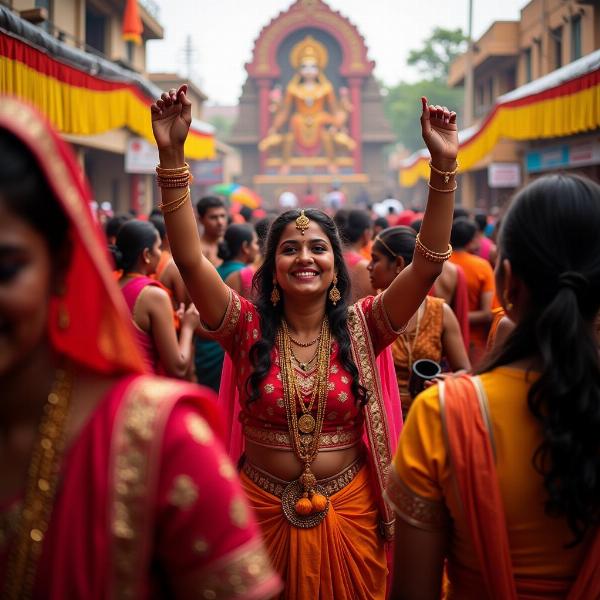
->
[[277, 317, 332, 528], [3, 365, 73, 600]]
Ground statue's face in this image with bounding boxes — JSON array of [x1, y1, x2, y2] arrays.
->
[[299, 59, 319, 82]]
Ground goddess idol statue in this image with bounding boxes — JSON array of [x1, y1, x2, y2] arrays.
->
[[259, 36, 356, 174]]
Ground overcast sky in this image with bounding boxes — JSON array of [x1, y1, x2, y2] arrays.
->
[[146, 0, 530, 105]]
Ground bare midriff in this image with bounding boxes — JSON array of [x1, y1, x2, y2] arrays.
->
[[245, 439, 364, 481]]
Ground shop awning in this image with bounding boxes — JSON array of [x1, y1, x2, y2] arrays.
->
[[399, 49, 600, 187], [0, 6, 215, 159]]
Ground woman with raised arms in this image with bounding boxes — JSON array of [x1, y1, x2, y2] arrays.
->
[[150, 85, 458, 599]]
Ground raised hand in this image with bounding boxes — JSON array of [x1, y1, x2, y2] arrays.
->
[[420, 97, 458, 168], [150, 84, 192, 152]]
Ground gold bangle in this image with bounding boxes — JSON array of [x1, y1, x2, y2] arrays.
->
[[156, 172, 192, 189], [415, 234, 452, 263], [428, 181, 457, 193], [156, 162, 190, 174], [159, 188, 190, 214], [429, 160, 458, 184]]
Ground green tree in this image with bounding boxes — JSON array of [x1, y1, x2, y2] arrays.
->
[[407, 27, 469, 80], [384, 27, 467, 151], [384, 81, 464, 152], [208, 114, 234, 139]]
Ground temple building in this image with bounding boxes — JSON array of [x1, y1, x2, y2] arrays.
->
[[229, 0, 394, 207]]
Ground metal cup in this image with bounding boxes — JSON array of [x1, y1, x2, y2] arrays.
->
[[408, 359, 442, 399]]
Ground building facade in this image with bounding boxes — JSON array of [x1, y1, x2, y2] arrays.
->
[[0, 0, 215, 214], [401, 0, 600, 210]]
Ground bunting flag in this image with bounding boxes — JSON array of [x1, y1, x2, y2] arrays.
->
[[122, 0, 143, 46], [400, 51, 600, 187], [0, 32, 215, 159]]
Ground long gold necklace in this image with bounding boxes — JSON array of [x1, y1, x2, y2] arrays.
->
[[3, 365, 73, 600], [277, 317, 331, 528]]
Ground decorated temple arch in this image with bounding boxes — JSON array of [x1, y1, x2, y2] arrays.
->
[[230, 0, 394, 206]]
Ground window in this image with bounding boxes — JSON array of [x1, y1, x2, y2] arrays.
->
[[571, 16, 582, 61], [524, 47, 532, 83], [504, 66, 517, 93], [553, 27, 563, 69], [35, 0, 52, 32], [85, 6, 107, 54]]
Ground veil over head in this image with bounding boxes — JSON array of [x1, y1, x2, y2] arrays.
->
[[0, 96, 145, 374]]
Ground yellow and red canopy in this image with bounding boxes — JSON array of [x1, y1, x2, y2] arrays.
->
[[400, 50, 600, 187], [0, 31, 215, 160]]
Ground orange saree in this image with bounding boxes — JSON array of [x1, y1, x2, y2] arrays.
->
[[441, 375, 599, 599]]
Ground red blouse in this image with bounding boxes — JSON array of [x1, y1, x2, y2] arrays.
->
[[201, 291, 401, 449]]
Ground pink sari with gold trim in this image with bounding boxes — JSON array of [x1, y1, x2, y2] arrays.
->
[[0, 97, 280, 600]]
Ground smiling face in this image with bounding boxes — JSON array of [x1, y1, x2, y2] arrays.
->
[[0, 202, 55, 375], [274, 220, 336, 302]]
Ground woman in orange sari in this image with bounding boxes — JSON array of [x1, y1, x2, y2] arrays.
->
[[151, 85, 458, 599], [0, 97, 280, 599], [386, 174, 600, 599], [367, 226, 470, 419]]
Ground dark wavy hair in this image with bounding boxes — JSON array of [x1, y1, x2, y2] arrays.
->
[[247, 209, 367, 406], [481, 174, 600, 546]]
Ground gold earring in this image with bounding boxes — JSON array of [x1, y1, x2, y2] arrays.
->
[[329, 275, 341, 305], [503, 290, 514, 312], [271, 279, 280, 306], [58, 304, 70, 330]]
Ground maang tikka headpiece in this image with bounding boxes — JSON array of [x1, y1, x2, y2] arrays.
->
[[295, 210, 310, 235]]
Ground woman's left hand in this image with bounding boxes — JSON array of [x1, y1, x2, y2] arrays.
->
[[420, 97, 458, 168]]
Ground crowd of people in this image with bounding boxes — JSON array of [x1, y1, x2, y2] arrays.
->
[[0, 84, 598, 600]]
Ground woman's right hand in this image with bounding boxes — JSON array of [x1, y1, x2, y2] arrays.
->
[[151, 84, 192, 153], [182, 303, 201, 330]]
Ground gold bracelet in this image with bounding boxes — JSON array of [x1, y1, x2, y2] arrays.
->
[[156, 162, 190, 174], [159, 188, 190, 214], [415, 234, 452, 263], [428, 181, 458, 193], [156, 172, 192, 189], [429, 160, 458, 184]]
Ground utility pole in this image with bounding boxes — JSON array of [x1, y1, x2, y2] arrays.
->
[[464, 0, 475, 127], [180, 34, 198, 82]]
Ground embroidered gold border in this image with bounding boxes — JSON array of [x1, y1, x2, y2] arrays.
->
[[198, 288, 242, 339], [372, 292, 407, 337], [347, 303, 396, 539], [194, 538, 281, 599], [384, 470, 449, 532], [109, 376, 185, 600], [242, 424, 361, 451]]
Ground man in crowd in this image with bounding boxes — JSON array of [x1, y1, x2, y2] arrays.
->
[[449, 217, 495, 365], [196, 195, 227, 267]]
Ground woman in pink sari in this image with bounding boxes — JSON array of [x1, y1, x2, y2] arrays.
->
[[0, 97, 280, 600]]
